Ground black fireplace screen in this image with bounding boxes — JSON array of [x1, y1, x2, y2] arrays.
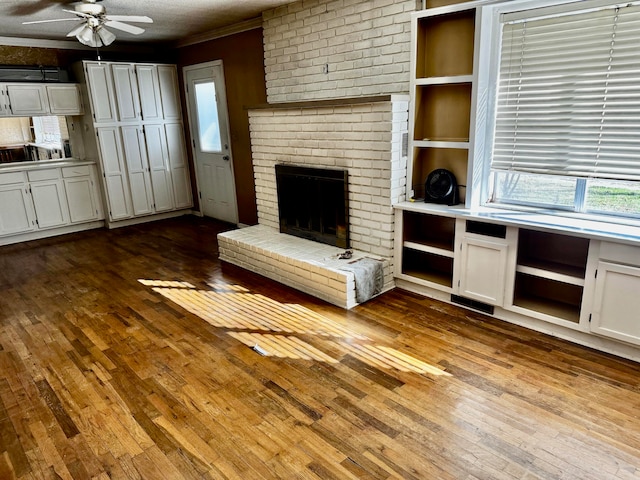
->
[[275, 164, 349, 249]]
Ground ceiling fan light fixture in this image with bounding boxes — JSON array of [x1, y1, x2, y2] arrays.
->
[[76, 24, 98, 47], [97, 26, 116, 46]]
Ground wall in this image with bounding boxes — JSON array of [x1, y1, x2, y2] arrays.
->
[[249, 97, 409, 261], [262, 0, 418, 103], [178, 29, 266, 226]]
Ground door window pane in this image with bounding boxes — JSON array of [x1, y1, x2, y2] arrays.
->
[[194, 81, 221, 152]]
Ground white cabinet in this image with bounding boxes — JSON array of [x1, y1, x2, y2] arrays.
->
[[79, 60, 193, 226], [157, 65, 182, 120], [62, 165, 101, 224], [136, 65, 164, 122], [0, 172, 34, 236], [6, 84, 49, 115], [143, 124, 174, 212], [111, 64, 141, 122], [121, 125, 154, 216], [84, 62, 118, 123], [589, 242, 640, 346], [165, 122, 193, 209], [47, 84, 83, 115], [96, 126, 132, 221], [28, 170, 70, 229], [453, 220, 515, 306]]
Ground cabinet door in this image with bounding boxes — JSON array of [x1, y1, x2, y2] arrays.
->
[[165, 123, 193, 209], [136, 65, 163, 122], [0, 85, 8, 115], [457, 237, 509, 306], [111, 64, 141, 122], [143, 124, 174, 212], [64, 176, 99, 223], [96, 127, 132, 221], [0, 184, 34, 235], [47, 84, 83, 115], [121, 125, 154, 216], [591, 261, 640, 345], [84, 62, 118, 123], [30, 180, 70, 229], [157, 65, 182, 120], [6, 84, 49, 115]]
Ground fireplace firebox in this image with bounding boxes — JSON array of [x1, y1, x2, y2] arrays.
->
[[275, 164, 349, 248]]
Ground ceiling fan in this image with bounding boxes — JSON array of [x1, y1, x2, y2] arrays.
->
[[22, 0, 153, 47]]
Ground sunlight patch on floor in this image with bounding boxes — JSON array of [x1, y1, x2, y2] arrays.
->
[[227, 332, 338, 363], [139, 279, 448, 377]]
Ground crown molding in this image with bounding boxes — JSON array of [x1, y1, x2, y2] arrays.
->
[[175, 16, 262, 48]]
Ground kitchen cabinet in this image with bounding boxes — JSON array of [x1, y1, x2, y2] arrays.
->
[[96, 126, 133, 221], [84, 62, 118, 123], [77, 60, 193, 227], [0, 172, 34, 236], [143, 123, 174, 212], [111, 64, 141, 122], [157, 65, 182, 121], [6, 84, 49, 116], [46, 84, 83, 115], [136, 65, 164, 122], [165, 122, 192, 209], [62, 165, 101, 224], [27, 169, 70, 229], [121, 125, 154, 216]]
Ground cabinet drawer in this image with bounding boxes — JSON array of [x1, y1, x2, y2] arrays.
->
[[0, 171, 26, 185], [599, 241, 640, 266], [27, 168, 60, 182], [62, 165, 91, 178]]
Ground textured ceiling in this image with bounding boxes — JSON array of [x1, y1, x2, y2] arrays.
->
[[0, 0, 294, 45]]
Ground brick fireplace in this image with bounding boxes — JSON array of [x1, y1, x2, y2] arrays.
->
[[218, 95, 409, 308]]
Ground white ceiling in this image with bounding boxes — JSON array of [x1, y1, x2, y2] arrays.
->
[[0, 0, 294, 46]]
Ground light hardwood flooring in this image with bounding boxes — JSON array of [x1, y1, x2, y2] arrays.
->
[[1, 216, 639, 479]]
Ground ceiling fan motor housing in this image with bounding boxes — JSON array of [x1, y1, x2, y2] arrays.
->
[[75, 3, 105, 16], [424, 168, 459, 206]]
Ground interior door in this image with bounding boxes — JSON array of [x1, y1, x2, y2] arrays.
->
[[184, 62, 238, 224]]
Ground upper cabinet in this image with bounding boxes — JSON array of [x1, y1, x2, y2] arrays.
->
[[2, 83, 83, 116], [46, 84, 83, 115], [84, 62, 118, 123], [81, 61, 183, 125]]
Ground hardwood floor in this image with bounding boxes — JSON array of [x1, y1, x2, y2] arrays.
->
[[1, 215, 639, 479]]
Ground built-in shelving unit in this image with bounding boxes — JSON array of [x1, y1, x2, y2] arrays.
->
[[510, 229, 589, 323], [408, 4, 477, 201], [399, 211, 456, 288]]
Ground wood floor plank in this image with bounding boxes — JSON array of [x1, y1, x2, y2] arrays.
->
[[1, 216, 640, 479]]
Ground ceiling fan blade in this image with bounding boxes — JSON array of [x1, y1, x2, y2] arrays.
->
[[104, 20, 145, 35], [62, 9, 90, 19], [22, 17, 78, 25], [105, 15, 153, 24]]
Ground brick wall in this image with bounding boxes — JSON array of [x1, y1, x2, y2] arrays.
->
[[262, 0, 418, 103], [249, 96, 409, 264]]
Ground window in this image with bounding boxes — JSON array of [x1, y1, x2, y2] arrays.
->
[[484, 0, 640, 219]]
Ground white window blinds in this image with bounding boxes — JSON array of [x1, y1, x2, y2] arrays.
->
[[492, 4, 640, 181]]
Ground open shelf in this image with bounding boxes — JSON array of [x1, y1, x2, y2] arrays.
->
[[517, 229, 589, 279], [403, 210, 456, 251], [402, 247, 454, 288], [413, 83, 472, 142], [415, 9, 475, 78], [410, 147, 468, 201], [513, 273, 583, 323]]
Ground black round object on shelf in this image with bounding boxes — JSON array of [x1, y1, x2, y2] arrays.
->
[[424, 169, 459, 206]]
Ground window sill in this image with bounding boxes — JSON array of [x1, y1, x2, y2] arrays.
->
[[394, 201, 640, 245]]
